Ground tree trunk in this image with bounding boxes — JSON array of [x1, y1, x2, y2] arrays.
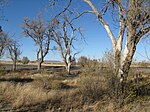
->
[[37, 61, 42, 71], [113, 49, 123, 95], [122, 44, 136, 81], [13, 61, 16, 71], [67, 62, 71, 74], [65, 63, 71, 74], [114, 49, 122, 76], [117, 34, 137, 94]]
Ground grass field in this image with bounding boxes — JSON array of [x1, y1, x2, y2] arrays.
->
[[0, 62, 150, 111]]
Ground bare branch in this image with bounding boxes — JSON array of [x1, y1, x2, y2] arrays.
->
[[70, 10, 94, 23], [52, 14, 82, 74], [116, 1, 126, 51], [22, 17, 52, 70], [54, 0, 72, 18], [84, 0, 116, 49], [144, 47, 150, 60], [136, 26, 150, 44]]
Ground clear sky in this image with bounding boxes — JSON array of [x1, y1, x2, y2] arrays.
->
[[1, 0, 150, 61]]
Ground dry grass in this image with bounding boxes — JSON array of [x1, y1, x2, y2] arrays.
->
[[78, 74, 108, 103], [0, 82, 57, 108], [0, 65, 150, 111]]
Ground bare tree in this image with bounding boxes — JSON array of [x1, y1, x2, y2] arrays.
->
[[0, 30, 8, 58], [22, 17, 52, 71], [7, 39, 21, 71], [84, 0, 150, 92], [52, 16, 81, 74]]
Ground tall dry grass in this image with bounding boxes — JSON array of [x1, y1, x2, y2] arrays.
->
[[0, 82, 57, 108]]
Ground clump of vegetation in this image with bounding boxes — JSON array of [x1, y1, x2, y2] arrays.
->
[[78, 56, 88, 67], [78, 75, 106, 103], [79, 58, 102, 75], [78, 57, 111, 104], [22, 56, 30, 64], [101, 50, 114, 72]]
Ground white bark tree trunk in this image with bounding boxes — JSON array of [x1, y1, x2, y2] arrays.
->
[[13, 60, 16, 71], [67, 62, 71, 74], [37, 60, 42, 71], [84, 0, 150, 97], [64, 57, 71, 74]]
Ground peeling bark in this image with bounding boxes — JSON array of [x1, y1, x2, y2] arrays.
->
[[84, 0, 150, 96]]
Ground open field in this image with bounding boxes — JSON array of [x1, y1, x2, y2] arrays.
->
[[0, 62, 150, 112], [0, 62, 150, 73], [0, 60, 150, 112]]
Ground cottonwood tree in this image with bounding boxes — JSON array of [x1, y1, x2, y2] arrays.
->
[[22, 17, 52, 71], [7, 39, 21, 71], [50, 0, 84, 74], [0, 30, 8, 58], [52, 16, 81, 74], [84, 0, 150, 92]]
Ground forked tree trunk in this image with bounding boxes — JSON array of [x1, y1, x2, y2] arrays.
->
[[84, 0, 150, 101]]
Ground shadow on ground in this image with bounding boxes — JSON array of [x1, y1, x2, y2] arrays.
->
[[136, 83, 150, 96], [0, 77, 33, 83]]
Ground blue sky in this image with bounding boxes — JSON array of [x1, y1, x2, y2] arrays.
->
[[1, 0, 150, 61]]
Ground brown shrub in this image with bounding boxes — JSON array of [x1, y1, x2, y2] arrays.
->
[[78, 74, 108, 103], [32, 77, 68, 90]]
